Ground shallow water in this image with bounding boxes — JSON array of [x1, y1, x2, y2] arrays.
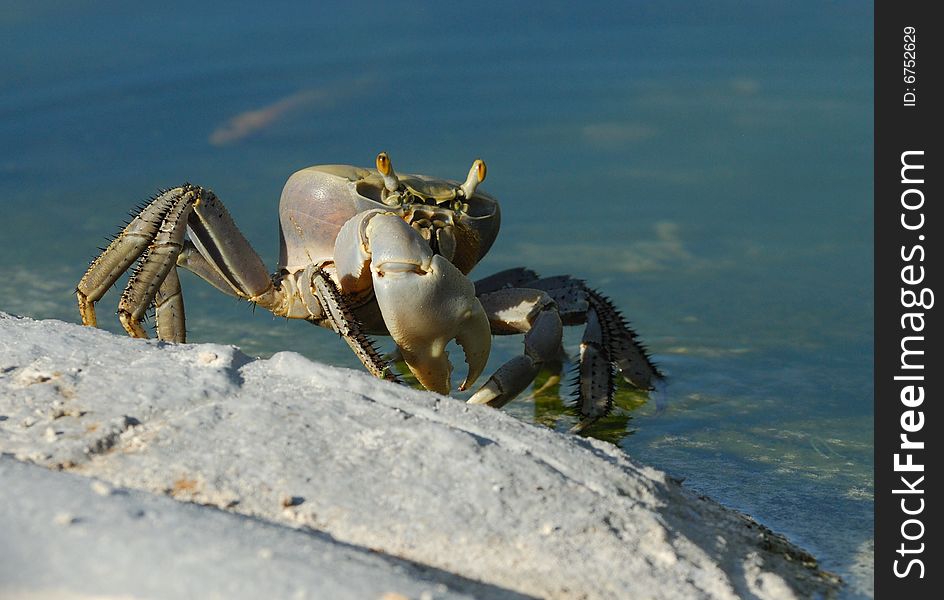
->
[[1, 1, 873, 595]]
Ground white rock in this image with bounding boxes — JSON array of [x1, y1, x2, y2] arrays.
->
[[0, 312, 841, 599]]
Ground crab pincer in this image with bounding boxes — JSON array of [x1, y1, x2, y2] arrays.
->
[[334, 210, 491, 394]]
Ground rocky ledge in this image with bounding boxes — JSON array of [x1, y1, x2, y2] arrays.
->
[[0, 312, 841, 599]]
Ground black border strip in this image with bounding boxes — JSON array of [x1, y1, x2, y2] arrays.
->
[[875, 1, 939, 596]]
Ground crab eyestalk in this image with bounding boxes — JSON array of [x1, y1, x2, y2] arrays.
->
[[376, 151, 400, 192], [460, 159, 486, 198]]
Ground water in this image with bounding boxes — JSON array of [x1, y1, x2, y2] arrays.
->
[[1, 1, 873, 595]]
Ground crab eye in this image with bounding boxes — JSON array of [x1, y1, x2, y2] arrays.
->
[[376, 152, 391, 176], [376, 151, 400, 192], [475, 159, 486, 182], [460, 158, 486, 199]]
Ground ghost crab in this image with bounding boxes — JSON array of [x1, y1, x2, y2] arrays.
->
[[76, 152, 662, 425]]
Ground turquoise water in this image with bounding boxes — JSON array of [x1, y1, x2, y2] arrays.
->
[[1, 1, 873, 595]]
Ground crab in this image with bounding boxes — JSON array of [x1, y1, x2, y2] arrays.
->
[[76, 152, 662, 425]]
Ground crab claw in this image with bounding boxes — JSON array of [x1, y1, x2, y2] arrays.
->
[[357, 213, 491, 394]]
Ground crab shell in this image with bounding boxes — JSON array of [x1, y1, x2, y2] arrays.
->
[[277, 165, 500, 276]]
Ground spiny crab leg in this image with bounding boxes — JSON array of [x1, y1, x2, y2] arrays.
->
[[77, 185, 279, 341], [527, 276, 662, 392], [472, 268, 663, 427], [116, 188, 197, 337], [334, 210, 491, 394], [77, 187, 200, 337], [310, 266, 400, 384]]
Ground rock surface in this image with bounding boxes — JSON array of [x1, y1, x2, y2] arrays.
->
[[0, 312, 842, 599]]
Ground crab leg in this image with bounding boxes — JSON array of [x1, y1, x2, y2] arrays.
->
[[584, 288, 660, 391], [184, 191, 276, 307], [473, 268, 663, 423], [77, 188, 190, 328], [116, 187, 199, 337], [573, 304, 615, 423], [467, 288, 563, 408], [309, 266, 400, 383], [472, 267, 541, 296], [78, 185, 280, 340], [528, 275, 662, 390], [154, 266, 186, 343], [176, 241, 242, 298]]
